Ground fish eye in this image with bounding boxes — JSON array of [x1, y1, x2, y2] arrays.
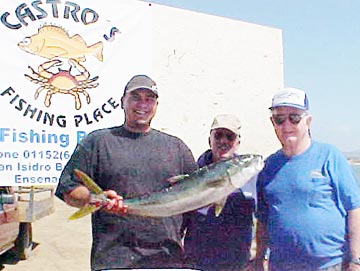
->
[[22, 37, 31, 45]]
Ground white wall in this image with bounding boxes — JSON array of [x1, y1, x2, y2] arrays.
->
[[148, 3, 283, 158]]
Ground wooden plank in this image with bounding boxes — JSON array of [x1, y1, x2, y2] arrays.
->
[[16, 186, 55, 222]]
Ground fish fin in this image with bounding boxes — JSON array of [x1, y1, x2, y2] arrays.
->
[[167, 174, 189, 185], [39, 25, 69, 38], [68, 205, 98, 220], [71, 34, 87, 46], [75, 56, 86, 62], [214, 198, 227, 217], [90, 41, 104, 62], [74, 169, 103, 195]]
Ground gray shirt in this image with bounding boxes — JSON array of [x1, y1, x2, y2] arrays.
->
[[55, 126, 197, 270]]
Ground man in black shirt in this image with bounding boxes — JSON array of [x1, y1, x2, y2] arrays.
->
[[55, 75, 197, 270], [182, 114, 257, 271]]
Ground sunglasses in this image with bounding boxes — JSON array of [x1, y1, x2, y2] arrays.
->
[[214, 131, 237, 141], [272, 113, 307, 125]]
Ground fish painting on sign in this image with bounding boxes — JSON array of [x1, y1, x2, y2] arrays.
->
[[69, 154, 264, 220], [17, 25, 104, 61], [18, 25, 103, 110]]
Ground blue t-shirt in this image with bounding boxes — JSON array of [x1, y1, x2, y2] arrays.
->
[[257, 141, 360, 271]]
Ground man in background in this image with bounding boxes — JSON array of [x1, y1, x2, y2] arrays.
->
[[182, 114, 257, 271]]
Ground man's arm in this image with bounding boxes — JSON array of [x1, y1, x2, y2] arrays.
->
[[254, 219, 269, 270], [242, 219, 268, 271], [348, 207, 360, 271]]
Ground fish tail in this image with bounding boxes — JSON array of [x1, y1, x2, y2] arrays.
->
[[74, 169, 103, 194], [90, 41, 104, 62], [68, 205, 98, 220]]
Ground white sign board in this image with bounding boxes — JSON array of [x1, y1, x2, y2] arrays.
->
[[0, 0, 152, 186]]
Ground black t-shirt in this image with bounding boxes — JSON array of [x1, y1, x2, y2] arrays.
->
[[55, 126, 197, 270]]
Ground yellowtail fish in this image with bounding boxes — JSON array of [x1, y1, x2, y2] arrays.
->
[[69, 154, 263, 220], [18, 25, 103, 62]]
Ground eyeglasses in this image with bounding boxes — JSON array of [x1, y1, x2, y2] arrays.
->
[[272, 113, 307, 125], [214, 131, 237, 141]]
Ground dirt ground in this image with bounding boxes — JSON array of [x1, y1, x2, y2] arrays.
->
[[0, 198, 92, 271]]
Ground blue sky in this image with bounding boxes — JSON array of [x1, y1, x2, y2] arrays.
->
[[146, 0, 360, 152]]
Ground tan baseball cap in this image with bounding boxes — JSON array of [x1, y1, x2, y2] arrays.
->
[[211, 114, 241, 137]]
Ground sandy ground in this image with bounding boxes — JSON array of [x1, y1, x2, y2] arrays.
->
[[0, 198, 92, 271]]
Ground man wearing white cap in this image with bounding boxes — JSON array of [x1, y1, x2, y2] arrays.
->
[[182, 114, 257, 271], [253, 88, 360, 271], [55, 75, 197, 270]]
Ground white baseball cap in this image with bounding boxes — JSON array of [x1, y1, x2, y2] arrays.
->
[[270, 87, 309, 110]]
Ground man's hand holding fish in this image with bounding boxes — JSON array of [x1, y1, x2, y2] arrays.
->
[[102, 190, 128, 214], [65, 169, 128, 219]]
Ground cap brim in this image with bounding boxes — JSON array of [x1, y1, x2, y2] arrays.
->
[[211, 126, 240, 137], [269, 103, 307, 110], [126, 86, 158, 97]]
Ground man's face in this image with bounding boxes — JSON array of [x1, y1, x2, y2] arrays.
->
[[209, 128, 240, 161], [270, 106, 311, 147], [121, 89, 158, 131]]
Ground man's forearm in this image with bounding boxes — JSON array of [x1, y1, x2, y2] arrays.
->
[[255, 220, 268, 257], [253, 219, 269, 271]]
